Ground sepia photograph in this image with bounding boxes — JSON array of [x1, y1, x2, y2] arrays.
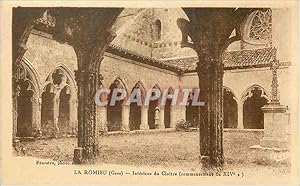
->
[[0, 1, 299, 185]]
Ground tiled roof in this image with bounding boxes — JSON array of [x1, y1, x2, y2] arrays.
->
[[160, 47, 278, 72], [222, 47, 277, 69], [107, 44, 184, 73]]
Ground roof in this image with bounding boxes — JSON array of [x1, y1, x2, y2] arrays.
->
[[107, 45, 285, 74], [159, 47, 286, 72]]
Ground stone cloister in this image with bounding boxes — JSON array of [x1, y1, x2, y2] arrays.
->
[[12, 7, 291, 167]]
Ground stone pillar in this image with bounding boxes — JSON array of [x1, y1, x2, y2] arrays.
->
[[170, 106, 176, 128], [31, 95, 40, 133], [53, 96, 60, 135], [260, 104, 289, 148], [197, 57, 224, 167], [37, 98, 42, 131], [96, 106, 108, 133], [158, 106, 165, 129], [68, 98, 76, 134], [74, 69, 103, 164], [140, 106, 149, 130], [121, 105, 130, 131], [237, 101, 244, 129]]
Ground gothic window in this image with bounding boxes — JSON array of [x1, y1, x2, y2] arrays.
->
[[154, 19, 162, 41], [248, 9, 272, 44]]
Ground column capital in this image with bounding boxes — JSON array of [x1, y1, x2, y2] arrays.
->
[[196, 56, 223, 75]]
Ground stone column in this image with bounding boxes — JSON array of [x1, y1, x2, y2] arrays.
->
[[37, 98, 42, 131], [158, 106, 165, 129], [237, 101, 244, 129], [140, 106, 149, 130], [31, 95, 40, 133], [53, 96, 60, 136], [197, 57, 224, 166], [74, 69, 103, 164], [68, 98, 76, 134], [96, 106, 108, 133], [121, 105, 130, 131], [170, 106, 176, 128]]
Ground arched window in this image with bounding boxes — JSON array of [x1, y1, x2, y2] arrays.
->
[[243, 9, 272, 47], [249, 9, 272, 42], [242, 85, 269, 129], [154, 19, 162, 41]]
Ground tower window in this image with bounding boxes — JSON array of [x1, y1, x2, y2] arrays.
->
[[154, 19, 162, 41]]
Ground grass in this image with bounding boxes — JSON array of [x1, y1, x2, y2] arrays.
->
[[19, 131, 290, 176]]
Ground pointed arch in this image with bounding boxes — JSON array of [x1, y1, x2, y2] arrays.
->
[[129, 80, 146, 131], [41, 64, 77, 136], [16, 59, 41, 137], [20, 58, 41, 95], [152, 83, 162, 93], [241, 84, 270, 103], [43, 64, 77, 96], [223, 86, 238, 102], [242, 84, 269, 129], [109, 76, 129, 94]]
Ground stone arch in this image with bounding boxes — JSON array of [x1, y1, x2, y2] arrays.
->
[[148, 84, 162, 129], [223, 86, 238, 128], [43, 64, 77, 96], [16, 60, 41, 137], [41, 65, 77, 136], [21, 58, 42, 94], [242, 84, 269, 129], [107, 77, 128, 132], [241, 84, 270, 103], [129, 81, 146, 131]]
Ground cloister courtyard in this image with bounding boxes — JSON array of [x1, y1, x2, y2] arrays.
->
[[16, 130, 290, 176]]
